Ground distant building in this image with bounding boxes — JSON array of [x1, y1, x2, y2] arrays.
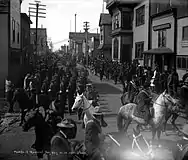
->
[[98, 13, 112, 60], [106, 0, 138, 63], [30, 28, 48, 56], [69, 32, 99, 57], [0, 0, 22, 97], [88, 36, 100, 58]]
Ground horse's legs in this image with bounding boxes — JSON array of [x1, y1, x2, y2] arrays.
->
[[123, 119, 132, 135], [163, 113, 172, 135], [157, 128, 162, 140], [152, 128, 156, 141], [20, 109, 25, 126], [171, 113, 179, 132]]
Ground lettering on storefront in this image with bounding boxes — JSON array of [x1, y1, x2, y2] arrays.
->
[[153, 23, 171, 31]]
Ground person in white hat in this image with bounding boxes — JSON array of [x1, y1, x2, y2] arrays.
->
[[84, 106, 107, 160], [175, 124, 188, 160]]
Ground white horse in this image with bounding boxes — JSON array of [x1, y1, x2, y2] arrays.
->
[[117, 90, 179, 140], [71, 93, 107, 128]]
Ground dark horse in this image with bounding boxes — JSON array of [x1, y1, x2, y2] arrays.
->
[[12, 88, 34, 126], [22, 107, 54, 160]]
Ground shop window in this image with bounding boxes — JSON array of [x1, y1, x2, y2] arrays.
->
[[113, 38, 118, 59], [182, 26, 188, 40], [158, 29, 166, 47], [135, 42, 144, 59], [177, 56, 188, 69], [136, 5, 145, 27], [100, 28, 104, 44]]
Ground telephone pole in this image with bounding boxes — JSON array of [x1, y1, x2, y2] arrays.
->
[[29, 1, 46, 58], [83, 21, 89, 66]]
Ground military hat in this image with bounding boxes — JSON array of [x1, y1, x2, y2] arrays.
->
[[57, 119, 74, 128]]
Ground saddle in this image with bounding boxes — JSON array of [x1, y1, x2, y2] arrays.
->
[[133, 106, 154, 124]]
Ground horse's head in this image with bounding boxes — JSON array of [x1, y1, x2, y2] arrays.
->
[[72, 93, 84, 112], [22, 108, 44, 132], [161, 90, 179, 110]]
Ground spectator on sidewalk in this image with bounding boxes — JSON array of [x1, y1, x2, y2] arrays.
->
[[5, 76, 14, 113]]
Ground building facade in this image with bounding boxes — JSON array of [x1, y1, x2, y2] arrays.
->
[[0, 0, 22, 97], [69, 32, 99, 57], [132, 0, 149, 66], [21, 13, 32, 75], [30, 28, 48, 56], [98, 13, 112, 60], [88, 36, 100, 58], [146, 0, 188, 77], [106, 0, 139, 63]]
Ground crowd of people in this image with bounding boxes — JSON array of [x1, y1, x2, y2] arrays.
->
[[88, 55, 186, 98]]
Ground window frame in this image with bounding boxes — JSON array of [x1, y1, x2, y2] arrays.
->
[[12, 19, 15, 43], [17, 23, 19, 44], [113, 38, 119, 59], [176, 56, 188, 69], [158, 29, 167, 47], [136, 5, 145, 27], [135, 41, 144, 59], [182, 26, 188, 41]]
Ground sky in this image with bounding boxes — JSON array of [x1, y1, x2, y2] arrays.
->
[[21, 0, 109, 50]]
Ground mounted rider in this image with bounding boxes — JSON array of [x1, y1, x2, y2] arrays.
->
[[134, 82, 152, 125], [128, 75, 139, 103], [85, 106, 107, 160]]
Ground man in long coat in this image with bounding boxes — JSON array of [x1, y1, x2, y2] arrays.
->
[[134, 82, 152, 124]]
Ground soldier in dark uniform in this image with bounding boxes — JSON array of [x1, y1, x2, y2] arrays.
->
[[134, 82, 152, 125], [51, 119, 77, 160], [127, 75, 139, 103], [85, 107, 107, 160]]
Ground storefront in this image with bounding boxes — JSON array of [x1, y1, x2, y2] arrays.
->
[[144, 9, 177, 71], [143, 47, 175, 72]]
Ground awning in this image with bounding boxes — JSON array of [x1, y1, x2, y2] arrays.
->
[[143, 47, 174, 55], [97, 44, 111, 50]]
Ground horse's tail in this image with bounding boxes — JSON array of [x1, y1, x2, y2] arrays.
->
[[117, 112, 124, 132]]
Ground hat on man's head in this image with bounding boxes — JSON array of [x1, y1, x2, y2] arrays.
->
[[57, 119, 74, 128]]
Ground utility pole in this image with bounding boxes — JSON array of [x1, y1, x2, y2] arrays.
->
[[29, 1, 46, 60], [75, 13, 77, 32], [83, 21, 89, 66]]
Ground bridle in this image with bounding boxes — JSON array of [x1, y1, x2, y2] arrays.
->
[[153, 93, 176, 108], [80, 96, 92, 112]]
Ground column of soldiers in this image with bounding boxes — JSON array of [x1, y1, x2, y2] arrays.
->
[[5, 57, 90, 117], [89, 57, 183, 98]]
